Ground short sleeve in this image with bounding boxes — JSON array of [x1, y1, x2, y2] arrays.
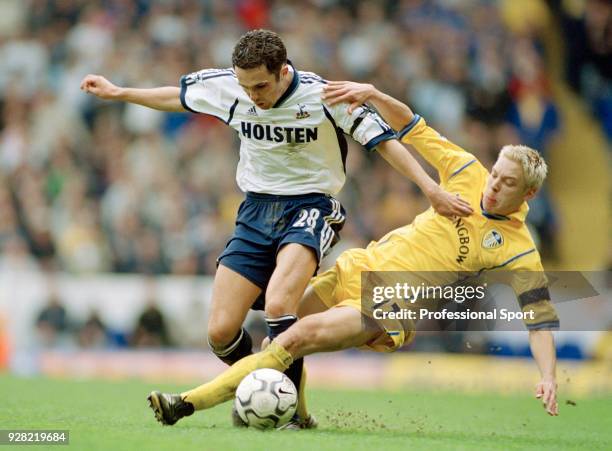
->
[[326, 103, 396, 152], [505, 250, 560, 330], [179, 69, 238, 123], [399, 116, 478, 182]]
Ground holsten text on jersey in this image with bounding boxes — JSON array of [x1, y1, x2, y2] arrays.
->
[[241, 122, 318, 144]]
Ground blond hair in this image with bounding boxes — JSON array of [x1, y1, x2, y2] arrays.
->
[[499, 145, 548, 191]]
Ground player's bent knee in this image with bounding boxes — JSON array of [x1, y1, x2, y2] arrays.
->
[[263, 297, 294, 318], [207, 322, 240, 349]]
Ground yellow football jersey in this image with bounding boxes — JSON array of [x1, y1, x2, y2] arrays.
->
[[312, 116, 559, 352]]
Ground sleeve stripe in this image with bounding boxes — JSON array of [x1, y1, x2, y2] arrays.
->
[[526, 321, 560, 330], [179, 75, 200, 114], [349, 112, 365, 136], [323, 106, 349, 173], [449, 159, 477, 178], [226, 98, 239, 124], [519, 287, 551, 307], [397, 114, 422, 139], [301, 74, 326, 82], [322, 105, 336, 127], [179, 75, 231, 123], [479, 248, 536, 272], [196, 68, 234, 75], [497, 248, 536, 268], [364, 129, 396, 152], [194, 72, 235, 82]]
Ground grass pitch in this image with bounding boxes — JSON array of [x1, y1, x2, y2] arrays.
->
[[1, 374, 609, 451]]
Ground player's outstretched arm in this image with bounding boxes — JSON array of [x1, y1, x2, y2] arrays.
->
[[529, 329, 559, 416], [80, 74, 185, 112], [377, 139, 473, 218], [323, 81, 412, 131]]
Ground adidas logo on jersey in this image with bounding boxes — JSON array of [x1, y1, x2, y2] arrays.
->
[[247, 106, 258, 116]]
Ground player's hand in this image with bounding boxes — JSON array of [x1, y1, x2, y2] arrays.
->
[[322, 81, 376, 114], [535, 378, 558, 416], [428, 188, 473, 218], [80, 74, 121, 100]]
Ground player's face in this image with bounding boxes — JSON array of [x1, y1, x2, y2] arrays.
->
[[235, 65, 288, 110], [483, 155, 536, 215]]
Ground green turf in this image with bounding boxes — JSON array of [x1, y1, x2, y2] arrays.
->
[[0, 374, 609, 451]]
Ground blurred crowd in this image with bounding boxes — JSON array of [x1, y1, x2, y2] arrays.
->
[[34, 276, 174, 349], [548, 0, 612, 141], [1, 0, 606, 277]]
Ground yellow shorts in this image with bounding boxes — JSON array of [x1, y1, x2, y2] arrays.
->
[[310, 248, 415, 353]]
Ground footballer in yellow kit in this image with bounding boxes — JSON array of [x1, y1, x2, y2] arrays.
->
[[312, 113, 559, 352], [148, 82, 561, 427]]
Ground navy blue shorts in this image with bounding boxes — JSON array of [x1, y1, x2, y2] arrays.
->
[[218, 192, 346, 310]]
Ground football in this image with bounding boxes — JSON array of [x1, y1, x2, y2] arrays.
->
[[234, 369, 298, 430]]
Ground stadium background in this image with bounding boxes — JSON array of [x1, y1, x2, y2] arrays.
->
[[0, 0, 610, 420]]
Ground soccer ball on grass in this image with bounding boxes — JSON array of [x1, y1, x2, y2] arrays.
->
[[234, 368, 298, 430]]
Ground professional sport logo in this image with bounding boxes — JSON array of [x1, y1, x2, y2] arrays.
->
[[482, 229, 504, 249]]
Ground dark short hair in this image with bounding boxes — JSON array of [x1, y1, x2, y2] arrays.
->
[[232, 29, 287, 76]]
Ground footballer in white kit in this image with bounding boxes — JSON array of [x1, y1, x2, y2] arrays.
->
[[180, 62, 396, 298], [178, 61, 398, 428]]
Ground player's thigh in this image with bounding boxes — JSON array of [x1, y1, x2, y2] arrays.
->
[[265, 243, 318, 317], [278, 306, 380, 359], [208, 263, 262, 346], [297, 286, 328, 318]]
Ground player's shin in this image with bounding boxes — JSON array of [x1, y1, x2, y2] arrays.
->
[[182, 341, 293, 410], [296, 365, 310, 421], [210, 327, 253, 365], [265, 315, 307, 419]]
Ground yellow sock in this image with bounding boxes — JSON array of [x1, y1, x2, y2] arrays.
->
[[182, 341, 293, 410], [296, 365, 309, 421]]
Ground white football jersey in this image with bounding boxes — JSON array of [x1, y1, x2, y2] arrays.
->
[[180, 64, 396, 195]]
